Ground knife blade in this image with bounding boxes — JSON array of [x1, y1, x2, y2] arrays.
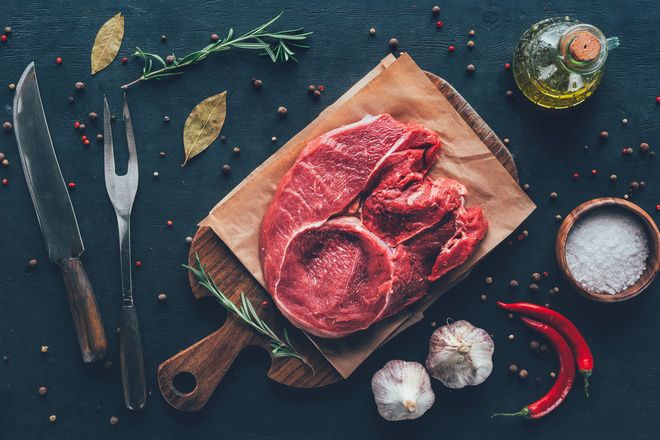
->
[[13, 62, 107, 363]]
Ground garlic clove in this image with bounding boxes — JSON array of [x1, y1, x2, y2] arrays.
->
[[371, 360, 435, 421], [425, 320, 494, 389]]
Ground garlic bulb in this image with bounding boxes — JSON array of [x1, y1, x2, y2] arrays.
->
[[425, 320, 494, 389], [371, 360, 435, 421]]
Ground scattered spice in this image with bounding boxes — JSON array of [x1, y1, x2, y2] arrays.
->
[[530, 340, 540, 351], [271, 137, 277, 142], [536, 377, 542, 384], [550, 372, 556, 379], [69, 97, 74, 103], [158, 293, 167, 302], [84, 140, 90, 146], [167, 220, 173, 227], [211, 33, 219, 42], [508, 334, 515, 340], [105, 360, 113, 369], [506, 90, 514, 98], [9, 83, 15, 90], [640, 142, 649, 152], [573, 173, 579, 179], [4, 27, 11, 33], [233, 147, 240, 154], [49, 415, 56, 423], [75, 82, 85, 91], [161, 35, 167, 41], [278, 106, 287, 115], [630, 182, 640, 191], [480, 294, 487, 301], [389, 38, 398, 48], [41, 346, 49, 353], [39, 387, 47, 396], [467, 40, 474, 48], [369, 28, 376, 35], [222, 164, 231, 174], [262, 301, 269, 309], [185, 236, 193, 245], [166, 55, 174, 64], [97, 134, 104, 141], [135, 261, 141, 267], [509, 280, 518, 288], [522, 183, 530, 191], [469, 29, 475, 36], [0, 153, 4, 161], [221, 136, 226, 141], [448, 45, 455, 52], [68, 183, 76, 189], [508, 364, 518, 374], [2, 122, 12, 132], [2, 159, 8, 166], [122, 57, 128, 64], [2, 179, 7, 185], [56, 57, 62, 65], [627, 147, 633, 154], [466, 64, 475, 72], [485, 276, 493, 284], [29, 259, 38, 268], [518, 369, 527, 379], [308, 85, 316, 92], [153, 172, 159, 178], [253, 79, 263, 88], [0, 35, 7, 42], [555, 214, 562, 221], [110, 416, 119, 425], [531, 273, 541, 282], [163, 115, 170, 123], [591, 169, 597, 175], [436, 21, 443, 29], [505, 63, 511, 69], [540, 344, 549, 354], [529, 283, 539, 292], [565, 207, 649, 294], [89, 112, 98, 121], [503, 138, 510, 144], [313, 90, 321, 97], [550, 192, 558, 199], [600, 131, 608, 139], [622, 118, 628, 125], [432, 6, 440, 14]]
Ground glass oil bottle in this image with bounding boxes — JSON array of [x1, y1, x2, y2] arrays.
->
[[512, 17, 620, 109]]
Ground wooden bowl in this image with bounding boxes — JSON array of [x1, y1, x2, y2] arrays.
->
[[555, 198, 660, 302]]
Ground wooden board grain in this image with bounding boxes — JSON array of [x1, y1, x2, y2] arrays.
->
[[157, 72, 518, 412]]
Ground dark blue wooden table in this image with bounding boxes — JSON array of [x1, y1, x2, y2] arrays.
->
[[1, 1, 658, 438]]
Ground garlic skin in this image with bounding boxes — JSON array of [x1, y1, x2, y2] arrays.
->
[[371, 360, 435, 421], [425, 320, 494, 389]]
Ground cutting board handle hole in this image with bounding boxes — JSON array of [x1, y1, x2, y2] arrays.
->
[[172, 371, 197, 395]]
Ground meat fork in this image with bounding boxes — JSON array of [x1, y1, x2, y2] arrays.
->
[[104, 93, 147, 410]]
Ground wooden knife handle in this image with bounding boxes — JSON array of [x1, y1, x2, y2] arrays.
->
[[120, 304, 147, 410], [158, 315, 252, 412], [58, 257, 108, 362]]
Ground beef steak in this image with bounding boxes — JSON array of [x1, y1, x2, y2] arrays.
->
[[259, 115, 488, 338]]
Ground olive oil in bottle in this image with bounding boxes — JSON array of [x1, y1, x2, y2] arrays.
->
[[512, 17, 619, 109]]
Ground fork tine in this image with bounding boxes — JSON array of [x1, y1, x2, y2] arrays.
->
[[123, 93, 139, 178], [103, 95, 116, 178]]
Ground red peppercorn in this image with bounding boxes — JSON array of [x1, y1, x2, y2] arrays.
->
[[2, 178, 7, 185], [74, 122, 80, 129], [622, 149, 628, 155], [82, 136, 87, 141], [448, 45, 455, 52], [436, 21, 443, 28], [84, 140, 90, 146], [167, 220, 173, 227], [505, 63, 511, 69], [591, 169, 597, 175], [56, 57, 62, 64], [68, 182, 75, 188], [136, 261, 142, 267], [656, 97, 660, 103], [122, 57, 128, 64], [262, 301, 269, 309], [0, 35, 6, 42], [573, 173, 579, 179], [318, 85, 324, 91]]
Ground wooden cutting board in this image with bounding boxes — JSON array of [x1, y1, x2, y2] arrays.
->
[[157, 72, 519, 412]]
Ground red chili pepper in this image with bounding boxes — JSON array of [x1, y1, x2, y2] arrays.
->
[[493, 316, 575, 419], [497, 302, 593, 395]]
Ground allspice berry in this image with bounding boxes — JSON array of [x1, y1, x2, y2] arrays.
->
[[185, 236, 193, 245], [389, 38, 398, 48], [550, 192, 558, 199], [158, 293, 167, 302], [508, 364, 518, 374], [222, 164, 231, 174], [466, 64, 475, 72], [253, 79, 263, 88], [432, 5, 440, 14], [509, 280, 519, 288], [313, 90, 321, 97], [166, 55, 174, 64], [308, 85, 316, 92], [211, 33, 219, 42], [522, 183, 530, 191], [640, 142, 650, 152], [518, 369, 528, 379], [369, 28, 376, 35], [530, 340, 540, 351], [110, 416, 119, 425], [531, 272, 541, 282], [38, 387, 47, 396], [75, 82, 85, 91], [233, 147, 240, 154], [163, 116, 171, 123], [277, 106, 287, 115], [89, 112, 98, 121], [161, 35, 167, 41], [630, 182, 640, 190], [529, 283, 539, 292], [29, 259, 38, 268], [2, 122, 12, 132], [467, 40, 475, 48], [600, 131, 609, 139], [78, 124, 86, 131]]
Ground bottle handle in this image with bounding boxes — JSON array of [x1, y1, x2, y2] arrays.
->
[[606, 37, 620, 51]]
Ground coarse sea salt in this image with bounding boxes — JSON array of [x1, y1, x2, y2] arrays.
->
[[565, 207, 649, 294]]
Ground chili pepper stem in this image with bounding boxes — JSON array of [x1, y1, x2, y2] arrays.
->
[[582, 370, 592, 397], [492, 407, 532, 419]]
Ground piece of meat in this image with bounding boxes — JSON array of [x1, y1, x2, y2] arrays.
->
[[259, 114, 488, 338]]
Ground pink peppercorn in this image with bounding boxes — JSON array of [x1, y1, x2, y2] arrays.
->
[[0, 35, 7, 42], [68, 182, 75, 188], [167, 221, 173, 227], [122, 58, 128, 64], [591, 169, 597, 175], [656, 97, 660, 103], [84, 140, 90, 146], [56, 57, 62, 64], [436, 21, 443, 28], [573, 173, 579, 179], [136, 261, 142, 267], [505, 63, 511, 69], [448, 45, 455, 52], [2, 179, 7, 185]]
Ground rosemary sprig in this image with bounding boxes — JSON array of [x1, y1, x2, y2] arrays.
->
[[121, 12, 311, 89], [184, 253, 311, 368]]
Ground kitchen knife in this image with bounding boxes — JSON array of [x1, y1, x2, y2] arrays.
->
[[13, 62, 108, 363]]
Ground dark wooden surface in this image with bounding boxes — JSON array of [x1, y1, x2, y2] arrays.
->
[[159, 73, 517, 412], [1, 1, 660, 439]]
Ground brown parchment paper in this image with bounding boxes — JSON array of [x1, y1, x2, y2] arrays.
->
[[200, 53, 536, 378]]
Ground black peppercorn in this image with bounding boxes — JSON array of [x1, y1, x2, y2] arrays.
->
[[221, 136, 226, 141], [531, 273, 541, 282], [161, 35, 167, 41], [110, 416, 119, 425], [78, 124, 85, 131], [38, 387, 47, 396], [530, 340, 540, 351], [631, 182, 639, 190], [158, 293, 167, 302], [185, 236, 193, 245], [522, 183, 530, 191], [506, 90, 514, 98]]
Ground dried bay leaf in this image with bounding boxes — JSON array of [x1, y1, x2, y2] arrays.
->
[[182, 92, 227, 166], [91, 13, 124, 75]]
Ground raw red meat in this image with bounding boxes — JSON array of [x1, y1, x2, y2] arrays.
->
[[259, 115, 488, 338]]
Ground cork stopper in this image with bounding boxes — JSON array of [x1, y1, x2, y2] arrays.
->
[[569, 32, 601, 62]]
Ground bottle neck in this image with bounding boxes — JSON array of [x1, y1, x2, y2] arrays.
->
[[557, 24, 609, 74]]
